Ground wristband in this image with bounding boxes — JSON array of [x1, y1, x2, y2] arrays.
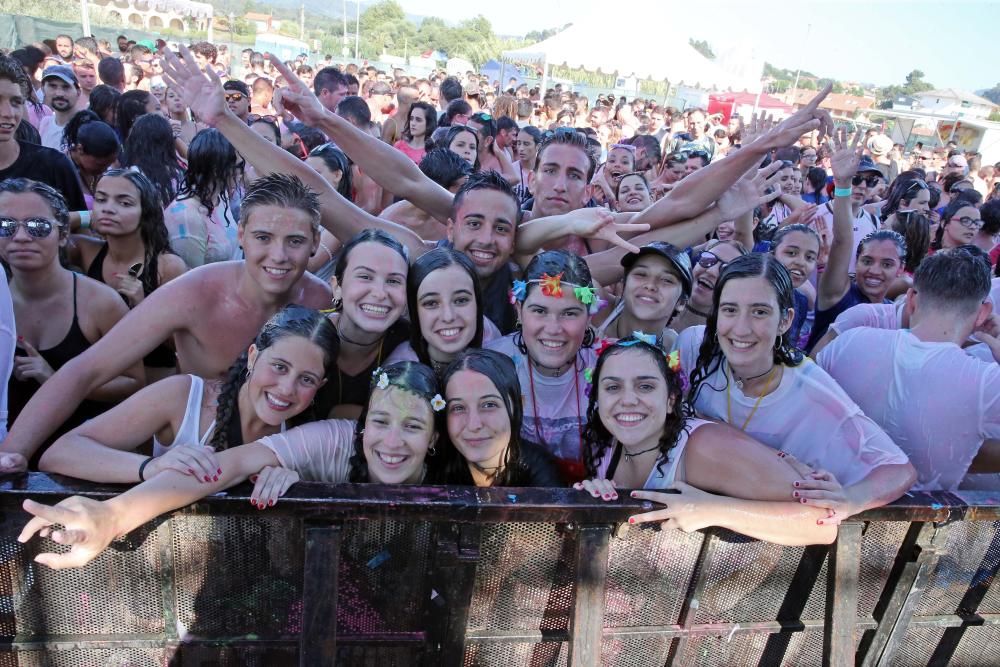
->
[[79, 210, 91, 229], [138, 456, 154, 482], [833, 187, 853, 198]]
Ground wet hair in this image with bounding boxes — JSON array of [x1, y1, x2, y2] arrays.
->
[[403, 101, 437, 149], [178, 128, 241, 224], [211, 306, 339, 451], [114, 89, 151, 139], [629, 134, 662, 169], [332, 229, 410, 310], [443, 99, 472, 126], [439, 349, 528, 486], [980, 200, 1000, 237], [287, 121, 326, 154], [335, 95, 371, 128], [240, 173, 320, 232], [120, 114, 182, 204], [880, 177, 929, 222], [348, 361, 441, 482], [190, 41, 217, 64], [887, 212, 931, 272], [444, 125, 480, 171], [614, 171, 649, 200], [496, 116, 519, 135], [931, 199, 978, 251], [419, 148, 473, 190], [313, 66, 349, 97], [97, 57, 125, 88], [515, 250, 596, 354], [406, 248, 485, 367], [308, 143, 353, 199], [62, 109, 119, 158], [249, 116, 281, 144], [96, 168, 174, 295], [517, 125, 542, 147], [0, 178, 69, 230], [87, 84, 120, 125], [913, 245, 991, 316], [857, 229, 907, 260], [450, 170, 520, 223], [687, 254, 803, 412], [535, 128, 597, 181], [805, 167, 827, 202], [583, 336, 689, 479]]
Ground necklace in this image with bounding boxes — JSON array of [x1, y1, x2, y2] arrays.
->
[[336, 323, 380, 347], [686, 304, 711, 319], [726, 364, 779, 431], [622, 442, 660, 462], [731, 363, 775, 390]]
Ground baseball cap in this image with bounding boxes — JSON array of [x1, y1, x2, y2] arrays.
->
[[41, 64, 78, 87], [620, 242, 694, 298], [856, 155, 882, 175]]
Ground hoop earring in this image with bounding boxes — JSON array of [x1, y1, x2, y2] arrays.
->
[[428, 445, 437, 457], [582, 326, 596, 348], [244, 365, 254, 380], [331, 296, 343, 312]]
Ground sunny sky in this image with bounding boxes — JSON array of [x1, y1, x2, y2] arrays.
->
[[393, 0, 999, 92]]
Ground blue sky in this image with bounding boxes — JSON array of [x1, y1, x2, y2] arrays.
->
[[394, 0, 999, 92]]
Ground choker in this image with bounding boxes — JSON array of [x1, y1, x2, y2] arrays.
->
[[686, 304, 711, 319], [731, 363, 776, 390]]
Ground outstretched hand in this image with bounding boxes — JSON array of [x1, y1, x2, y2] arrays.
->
[[160, 44, 228, 127], [716, 160, 784, 221], [18, 497, 120, 569], [829, 127, 865, 184], [568, 208, 650, 254], [751, 83, 835, 150], [629, 482, 718, 533], [267, 54, 330, 127]]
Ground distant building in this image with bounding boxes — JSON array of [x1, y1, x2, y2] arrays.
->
[[784, 89, 877, 120], [913, 89, 997, 119], [245, 12, 281, 33]]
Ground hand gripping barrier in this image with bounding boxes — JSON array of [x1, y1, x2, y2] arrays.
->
[[0, 473, 999, 666]]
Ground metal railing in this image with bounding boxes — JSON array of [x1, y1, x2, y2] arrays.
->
[[0, 473, 997, 666]]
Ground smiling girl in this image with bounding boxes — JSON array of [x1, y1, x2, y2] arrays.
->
[[487, 250, 600, 482], [386, 247, 499, 372], [576, 336, 835, 545], [677, 253, 915, 522], [19, 361, 445, 569], [38, 305, 337, 483]]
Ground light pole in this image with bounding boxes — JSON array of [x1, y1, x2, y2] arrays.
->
[[228, 12, 234, 48]]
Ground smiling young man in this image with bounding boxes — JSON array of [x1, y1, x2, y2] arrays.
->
[[0, 174, 333, 472]]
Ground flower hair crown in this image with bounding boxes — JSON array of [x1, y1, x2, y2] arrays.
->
[[372, 367, 446, 412], [509, 272, 607, 315], [585, 334, 685, 389]]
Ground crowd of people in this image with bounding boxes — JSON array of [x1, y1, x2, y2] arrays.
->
[[0, 32, 997, 570]]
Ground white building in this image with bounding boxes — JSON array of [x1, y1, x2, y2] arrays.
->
[[914, 89, 997, 119]]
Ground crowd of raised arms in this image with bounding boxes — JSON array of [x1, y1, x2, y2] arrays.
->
[[0, 33, 997, 570]]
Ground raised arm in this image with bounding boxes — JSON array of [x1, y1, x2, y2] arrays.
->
[[269, 56, 454, 222], [629, 422, 837, 546], [817, 129, 863, 310], [18, 442, 280, 569]]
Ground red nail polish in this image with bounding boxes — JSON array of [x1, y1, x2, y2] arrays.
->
[[793, 481, 800, 487], [250, 499, 256, 507], [217, 468, 222, 475], [793, 491, 799, 498], [268, 499, 274, 507], [800, 498, 807, 504], [204, 475, 211, 482], [628, 518, 635, 524], [213, 475, 219, 482]]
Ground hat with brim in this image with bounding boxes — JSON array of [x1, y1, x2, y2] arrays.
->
[[41, 64, 78, 87], [621, 241, 693, 299], [856, 155, 882, 175]]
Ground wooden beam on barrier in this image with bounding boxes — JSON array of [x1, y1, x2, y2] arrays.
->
[[824, 521, 862, 667], [567, 524, 611, 667], [299, 522, 343, 666]]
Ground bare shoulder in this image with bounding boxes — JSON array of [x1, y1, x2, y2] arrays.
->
[[157, 252, 190, 283], [297, 272, 334, 308], [76, 274, 128, 314]]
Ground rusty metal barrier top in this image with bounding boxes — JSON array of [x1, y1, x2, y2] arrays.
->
[[0, 473, 999, 667]]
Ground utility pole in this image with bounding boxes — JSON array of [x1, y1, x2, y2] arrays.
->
[[299, 3, 305, 41], [342, 0, 348, 58], [791, 23, 811, 106], [354, 1, 360, 60]]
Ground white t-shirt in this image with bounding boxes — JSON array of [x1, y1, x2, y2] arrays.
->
[[814, 204, 878, 275], [818, 328, 1000, 491], [676, 326, 908, 486], [830, 303, 902, 336], [38, 115, 67, 151], [258, 419, 356, 482]]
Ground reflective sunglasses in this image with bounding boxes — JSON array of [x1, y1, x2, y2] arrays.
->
[[224, 92, 245, 103], [695, 250, 730, 270], [0, 217, 56, 238]]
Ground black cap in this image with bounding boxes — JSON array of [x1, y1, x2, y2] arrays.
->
[[223, 80, 250, 97], [620, 242, 693, 298]]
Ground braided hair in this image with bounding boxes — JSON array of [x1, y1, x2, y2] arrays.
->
[[583, 336, 689, 479], [686, 254, 803, 414], [347, 361, 441, 482], [209, 305, 340, 451]]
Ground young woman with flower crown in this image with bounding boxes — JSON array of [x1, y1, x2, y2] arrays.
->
[[576, 335, 835, 545], [18, 361, 447, 569], [486, 250, 605, 483]]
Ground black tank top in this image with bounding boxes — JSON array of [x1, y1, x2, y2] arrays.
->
[[87, 243, 176, 368], [7, 273, 107, 469]]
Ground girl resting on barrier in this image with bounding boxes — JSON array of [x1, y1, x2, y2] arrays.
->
[[576, 335, 836, 546], [18, 361, 444, 569], [38, 305, 338, 484]]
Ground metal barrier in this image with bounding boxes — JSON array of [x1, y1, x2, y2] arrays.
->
[[0, 474, 998, 666]]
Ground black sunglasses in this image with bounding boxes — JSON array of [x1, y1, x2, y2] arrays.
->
[[852, 175, 880, 187]]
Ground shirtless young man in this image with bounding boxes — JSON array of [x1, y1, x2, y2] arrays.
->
[[0, 172, 332, 471]]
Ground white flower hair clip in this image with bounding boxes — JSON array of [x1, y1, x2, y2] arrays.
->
[[430, 394, 446, 412], [375, 372, 390, 390]]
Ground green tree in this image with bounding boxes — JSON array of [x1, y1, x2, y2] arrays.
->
[[981, 83, 1000, 106], [989, 109, 1000, 122], [689, 38, 715, 60]]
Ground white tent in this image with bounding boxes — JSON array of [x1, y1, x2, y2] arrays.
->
[[501, 19, 759, 93]]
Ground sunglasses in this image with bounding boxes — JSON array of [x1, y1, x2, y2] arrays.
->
[[0, 217, 56, 238], [852, 175, 880, 187], [695, 250, 730, 270], [224, 92, 245, 103], [248, 114, 278, 125]]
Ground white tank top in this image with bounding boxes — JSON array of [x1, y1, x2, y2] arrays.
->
[[153, 375, 215, 458], [596, 417, 711, 488]]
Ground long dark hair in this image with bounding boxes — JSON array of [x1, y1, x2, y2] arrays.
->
[[583, 336, 689, 479], [120, 114, 183, 205], [880, 177, 928, 222], [348, 361, 441, 482], [177, 128, 241, 225], [444, 125, 480, 172], [96, 167, 175, 295], [332, 229, 409, 311], [210, 305, 340, 452], [406, 247, 484, 367], [403, 101, 437, 149], [439, 349, 526, 486], [308, 143, 353, 200], [88, 84, 120, 126], [686, 254, 803, 412], [515, 250, 596, 354], [62, 110, 119, 158], [932, 198, 978, 251], [114, 89, 151, 139], [889, 211, 931, 272]]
